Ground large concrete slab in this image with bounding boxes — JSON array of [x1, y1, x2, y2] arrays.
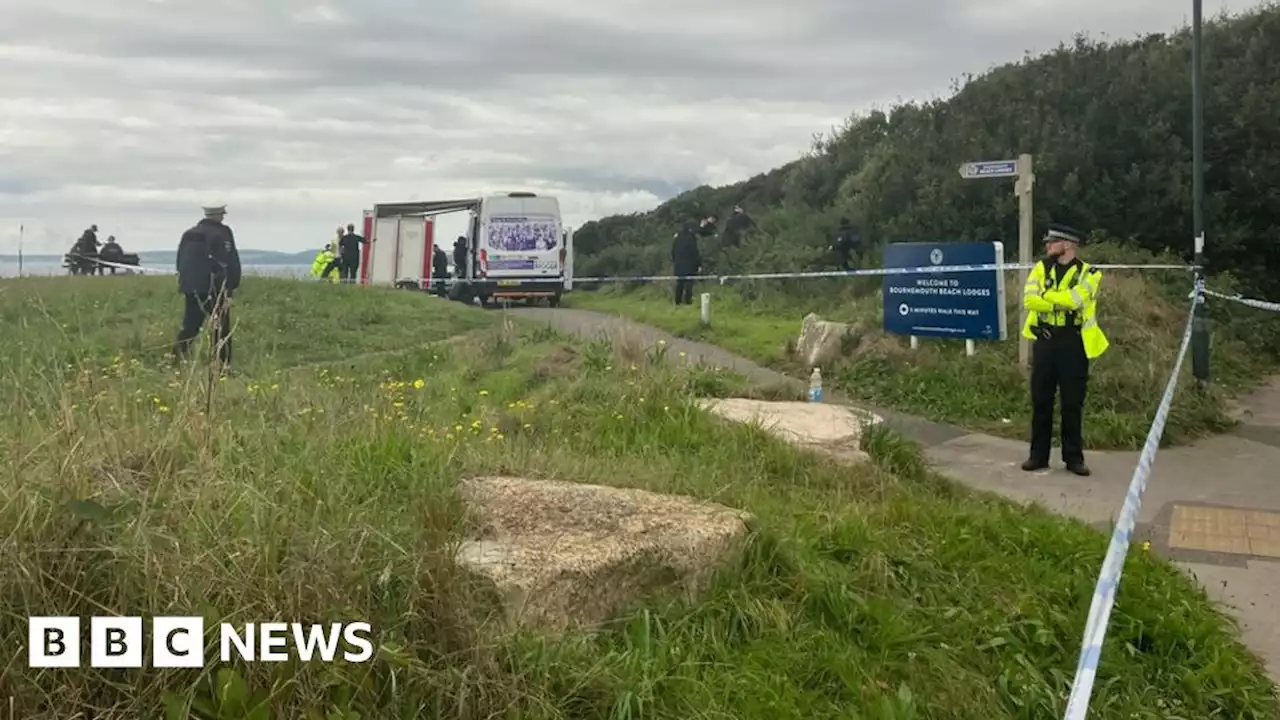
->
[[455, 476, 752, 633], [698, 397, 882, 462]]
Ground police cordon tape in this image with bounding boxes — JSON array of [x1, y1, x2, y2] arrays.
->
[[1203, 287, 1280, 314], [1061, 277, 1202, 720], [69, 253, 1195, 284]]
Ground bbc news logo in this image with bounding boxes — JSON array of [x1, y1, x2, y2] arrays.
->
[[28, 616, 374, 668]]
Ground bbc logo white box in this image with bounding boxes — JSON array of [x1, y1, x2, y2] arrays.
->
[[29, 616, 206, 668], [90, 616, 143, 668], [29, 617, 79, 668], [153, 616, 205, 668]]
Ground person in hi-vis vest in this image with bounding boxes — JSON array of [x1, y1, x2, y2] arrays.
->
[[313, 244, 340, 283], [1020, 223, 1110, 477]]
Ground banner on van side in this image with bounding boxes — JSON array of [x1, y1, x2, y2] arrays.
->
[[487, 216, 560, 252]]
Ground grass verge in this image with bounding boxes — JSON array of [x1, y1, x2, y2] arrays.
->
[[567, 243, 1280, 449], [1, 275, 1275, 718]]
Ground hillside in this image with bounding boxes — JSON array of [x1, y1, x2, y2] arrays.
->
[[571, 4, 1280, 299], [0, 276, 1274, 718]]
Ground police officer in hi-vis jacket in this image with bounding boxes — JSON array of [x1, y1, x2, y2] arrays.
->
[[1020, 223, 1110, 477]]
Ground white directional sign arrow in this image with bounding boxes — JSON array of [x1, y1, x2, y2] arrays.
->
[[959, 160, 1018, 179]]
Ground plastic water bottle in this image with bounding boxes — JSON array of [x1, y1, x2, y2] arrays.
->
[[808, 367, 823, 402]]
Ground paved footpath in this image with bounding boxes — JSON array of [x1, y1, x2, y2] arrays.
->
[[512, 306, 1280, 683]]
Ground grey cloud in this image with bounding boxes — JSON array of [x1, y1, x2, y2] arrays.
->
[[0, 0, 1261, 255]]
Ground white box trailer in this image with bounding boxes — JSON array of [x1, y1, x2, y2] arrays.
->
[[357, 211, 437, 289], [362, 193, 575, 306]]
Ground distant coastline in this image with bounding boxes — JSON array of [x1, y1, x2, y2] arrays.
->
[[0, 249, 316, 266]]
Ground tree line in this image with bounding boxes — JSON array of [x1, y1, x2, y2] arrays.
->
[[571, 4, 1280, 299]]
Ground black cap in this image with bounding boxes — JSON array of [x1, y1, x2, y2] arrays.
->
[[1045, 223, 1083, 245]]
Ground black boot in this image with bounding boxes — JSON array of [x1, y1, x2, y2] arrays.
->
[[1065, 462, 1091, 477], [1021, 458, 1049, 472]]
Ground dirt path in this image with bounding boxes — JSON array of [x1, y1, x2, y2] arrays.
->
[[510, 306, 1280, 683]]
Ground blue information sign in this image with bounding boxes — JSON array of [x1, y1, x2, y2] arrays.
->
[[882, 241, 1007, 340]]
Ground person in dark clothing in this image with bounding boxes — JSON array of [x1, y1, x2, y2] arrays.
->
[[720, 205, 755, 248], [829, 218, 861, 271], [78, 225, 100, 253], [452, 236, 468, 278], [432, 245, 450, 296], [671, 215, 716, 305], [173, 203, 242, 369], [337, 223, 370, 283], [99, 235, 125, 274], [72, 224, 102, 274]]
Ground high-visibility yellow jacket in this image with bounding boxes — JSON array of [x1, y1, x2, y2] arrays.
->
[[312, 249, 338, 283], [1021, 258, 1110, 359]]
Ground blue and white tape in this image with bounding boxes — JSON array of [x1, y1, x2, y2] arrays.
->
[[1061, 278, 1203, 720], [64, 254, 172, 274], [1203, 287, 1280, 314], [579, 262, 1191, 285], [63, 253, 1194, 286]]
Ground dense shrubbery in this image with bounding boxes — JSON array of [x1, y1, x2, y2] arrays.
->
[[573, 5, 1280, 301]]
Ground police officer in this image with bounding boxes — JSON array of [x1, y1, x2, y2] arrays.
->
[[1020, 223, 1109, 476], [829, 218, 861, 271], [337, 223, 370, 283], [671, 214, 715, 305], [173, 202, 242, 370], [432, 244, 450, 296], [720, 205, 755, 248]]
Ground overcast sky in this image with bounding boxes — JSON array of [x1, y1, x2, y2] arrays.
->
[[0, 0, 1257, 256]]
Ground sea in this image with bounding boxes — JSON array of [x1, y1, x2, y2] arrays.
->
[[0, 261, 312, 279]]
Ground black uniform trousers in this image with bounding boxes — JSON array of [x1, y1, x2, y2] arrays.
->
[[674, 276, 695, 305], [339, 254, 360, 283], [1028, 326, 1089, 465], [174, 292, 232, 365]]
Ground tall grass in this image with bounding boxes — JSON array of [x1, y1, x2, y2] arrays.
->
[[0, 276, 1274, 718]]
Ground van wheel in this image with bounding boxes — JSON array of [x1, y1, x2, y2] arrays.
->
[[548, 294, 561, 308]]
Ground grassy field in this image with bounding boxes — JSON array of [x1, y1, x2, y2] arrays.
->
[[1, 275, 1276, 719], [567, 243, 1280, 450]]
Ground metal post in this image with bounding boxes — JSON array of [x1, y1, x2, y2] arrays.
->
[[17, 224, 24, 277], [1016, 154, 1035, 370], [1190, 0, 1210, 387]]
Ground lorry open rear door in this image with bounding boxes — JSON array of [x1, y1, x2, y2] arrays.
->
[[361, 208, 434, 288]]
